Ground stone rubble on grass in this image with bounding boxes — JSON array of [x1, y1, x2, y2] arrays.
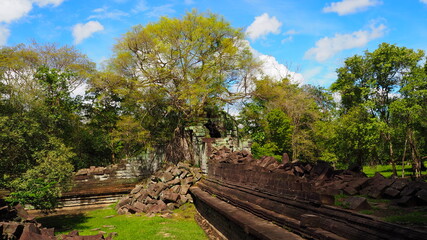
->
[[210, 146, 427, 207], [115, 162, 202, 215]]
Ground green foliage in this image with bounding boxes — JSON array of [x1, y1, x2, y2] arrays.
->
[[102, 10, 258, 162], [6, 137, 75, 212], [37, 204, 207, 239], [240, 77, 323, 162], [331, 43, 427, 173]]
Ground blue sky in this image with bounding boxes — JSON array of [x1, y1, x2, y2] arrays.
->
[[1, 0, 427, 87]]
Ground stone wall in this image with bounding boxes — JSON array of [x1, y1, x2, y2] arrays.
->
[[191, 148, 427, 240]]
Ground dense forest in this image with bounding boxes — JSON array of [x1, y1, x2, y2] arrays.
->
[[1, 11, 426, 210]]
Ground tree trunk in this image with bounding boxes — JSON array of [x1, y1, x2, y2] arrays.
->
[[388, 138, 397, 176], [401, 137, 407, 178], [408, 130, 421, 178], [165, 127, 195, 164]]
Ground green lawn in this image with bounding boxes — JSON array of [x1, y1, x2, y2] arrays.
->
[[37, 204, 208, 240], [363, 163, 427, 178]]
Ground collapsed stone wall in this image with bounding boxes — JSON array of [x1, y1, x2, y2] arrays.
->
[[115, 163, 202, 215], [209, 147, 427, 208], [192, 148, 427, 240]]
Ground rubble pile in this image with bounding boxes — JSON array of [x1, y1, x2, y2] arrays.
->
[[210, 147, 427, 207], [115, 163, 202, 215]]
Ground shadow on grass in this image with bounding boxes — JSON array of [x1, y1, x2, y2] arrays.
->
[[37, 213, 92, 233]]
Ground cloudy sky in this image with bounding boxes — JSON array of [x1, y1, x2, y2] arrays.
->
[[1, 0, 426, 87]]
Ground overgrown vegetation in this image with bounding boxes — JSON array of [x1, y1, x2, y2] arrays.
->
[[1, 10, 426, 211], [37, 204, 207, 239]]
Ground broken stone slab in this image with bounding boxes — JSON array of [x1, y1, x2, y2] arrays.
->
[[390, 179, 409, 191], [180, 170, 189, 179], [134, 202, 148, 212], [168, 178, 181, 186], [367, 179, 394, 199], [180, 184, 190, 195], [160, 172, 174, 183], [130, 185, 143, 195], [383, 187, 400, 198], [343, 196, 371, 210], [394, 195, 418, 207], [161, 190, 180, 203], [400, 181, 426, 196], [346, 177, 370, 191], [416, 189, 427, 203], [147, 200, 167, 214], [343, 187, 358, 196], [116, 196, 131, 210], [2, 222, 24, 239], [178, 195, 189, 205], [170, 185, 181, 194]]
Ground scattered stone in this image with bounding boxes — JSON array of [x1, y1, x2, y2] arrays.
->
[[117, 164, 202, 214], [416, 189, 427, 203], [343, 196, 371, 210]]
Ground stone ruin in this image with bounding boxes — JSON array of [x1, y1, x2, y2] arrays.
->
[[0, 200, 113, 240], [115, 162, 202, 215], [209, 146, 427, 209]]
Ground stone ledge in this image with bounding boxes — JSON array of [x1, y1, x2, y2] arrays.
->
[[191, 186, 304, 240]]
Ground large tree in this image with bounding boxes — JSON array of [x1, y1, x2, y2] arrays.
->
[[106, 11, 258, 163], [331, 43, 426, 174]]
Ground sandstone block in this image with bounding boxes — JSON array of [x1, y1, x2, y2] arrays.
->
[[383, 187, 400, 198], [343, 196, 371, 210], [180, 184, 190, 195], [416, 189, 427, 203]]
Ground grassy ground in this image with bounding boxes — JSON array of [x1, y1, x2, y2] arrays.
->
[[37, 204, 208, 240], [334, 193, 427, 226], [363, 163, 427, 178]]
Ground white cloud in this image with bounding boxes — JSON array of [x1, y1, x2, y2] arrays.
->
[[33, 0, 64, 7], [133, 0, 149, 13], [284, 29, 297, 35], [246, 13, 282, 40], [0, 0, 64, 44], [0, 25, 10, 46], [305, 23, 386, 62], [72, 21, 104, 44], [0, 0, 33, 23], [323, 0, 381, 15], [147, 4, 175, 17], [89, 8, 129, 20], [281, 36, 293, 44], [259, 54, 304, 84], [421, 0, 427, 4]]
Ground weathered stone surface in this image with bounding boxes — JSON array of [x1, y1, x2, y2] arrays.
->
[[160, 172, 174, 182], [416, 189, 427, 203], [134, 201, 148, 212], [383, 187, 400, 198], [282, 153, 290, 164], [180, 184, 190, 195], [117, 163, 203, 214], [343, 196, 371, 210], [394, 195, 418, 207], [147, 200, 167, 214], [161, 190, 180, 203], [343, 187, 358, 196], [300, 214, 320, 228]]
